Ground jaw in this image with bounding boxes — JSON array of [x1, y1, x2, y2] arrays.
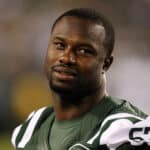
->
[[49, 77, 103, 107]]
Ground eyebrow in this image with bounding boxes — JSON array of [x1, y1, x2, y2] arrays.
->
[[52, 36, 65, 42], [53, 36, 95, 46]]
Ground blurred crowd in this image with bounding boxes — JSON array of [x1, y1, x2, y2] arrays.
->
[[0, 0, 150, 134]]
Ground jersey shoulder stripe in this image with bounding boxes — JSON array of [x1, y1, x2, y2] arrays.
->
[[86, 113, 150, 150], [11, 124, 23, 147], [99, 116, 150, 149], [87, 113, 143, 145], [71, 116, 150, 150], [69, 143, 90, 150], [11, 106, 54, 148]]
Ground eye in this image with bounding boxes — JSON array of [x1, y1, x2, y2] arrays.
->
[[77, 47, 93, 56], [54, 42, 65, 50]]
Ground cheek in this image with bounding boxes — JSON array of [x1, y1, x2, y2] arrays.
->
[[45, 46, 63, 67], [78, 59, 102, 88], [45, 49, 56, 65], [79, 58, 103, 84], [44, 49, 58, 78], [79, 58, 100, 73]]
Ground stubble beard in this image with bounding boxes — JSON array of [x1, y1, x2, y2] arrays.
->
[[49, 77, 101, 107]]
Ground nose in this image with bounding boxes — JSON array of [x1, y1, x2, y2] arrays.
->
[[59, 48, 76, 65]]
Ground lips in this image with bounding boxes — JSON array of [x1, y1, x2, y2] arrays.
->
[[52, 65, 77, 81]]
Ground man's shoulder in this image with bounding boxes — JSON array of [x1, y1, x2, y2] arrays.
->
[[71, 97, 150, 150], [104, 96, 147, 118], [11, 106, 54, 149]]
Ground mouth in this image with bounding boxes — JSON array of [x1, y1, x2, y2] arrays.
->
[[52, 66, 77, 81]]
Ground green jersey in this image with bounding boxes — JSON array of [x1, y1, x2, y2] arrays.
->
[[11, 96, 150, 150]]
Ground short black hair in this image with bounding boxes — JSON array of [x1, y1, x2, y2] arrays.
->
[[51, 8, 115, 56]]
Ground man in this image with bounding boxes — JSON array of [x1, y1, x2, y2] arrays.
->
[[11, 8, 150, 150]]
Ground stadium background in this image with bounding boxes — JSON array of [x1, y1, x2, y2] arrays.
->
[[0, 0, 150, 149]]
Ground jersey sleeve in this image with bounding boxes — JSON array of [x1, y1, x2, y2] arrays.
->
[[87, 113, 150, 150], [11, 106, 51, 149]]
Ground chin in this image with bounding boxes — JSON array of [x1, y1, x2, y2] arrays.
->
[[49, 79, 97, 100], [49, 81, 84, 105], [49, 80, 75, 94]]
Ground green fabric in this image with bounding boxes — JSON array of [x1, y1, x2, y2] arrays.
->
[[14, 96, 148, 150], [49, 96, 115, 150]]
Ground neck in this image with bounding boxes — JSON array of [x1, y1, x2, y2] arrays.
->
[[51, 76, 107, 120]]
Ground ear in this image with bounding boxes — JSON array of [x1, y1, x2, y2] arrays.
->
[[103, 55, 113, 71]]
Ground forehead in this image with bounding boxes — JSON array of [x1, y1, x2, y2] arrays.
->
[[51, 16, 105, 44]]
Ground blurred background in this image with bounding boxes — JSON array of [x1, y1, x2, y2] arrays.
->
[[0, 0, 150, 149]]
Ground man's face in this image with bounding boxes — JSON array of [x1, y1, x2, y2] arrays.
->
[[45, 16, 107, 97]]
